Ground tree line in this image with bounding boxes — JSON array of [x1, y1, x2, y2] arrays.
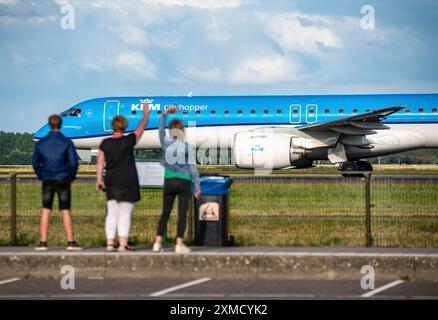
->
[[1, 131, 438, 165]]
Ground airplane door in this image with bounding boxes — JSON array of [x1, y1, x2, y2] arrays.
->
[[103, 100, 120, 132], [306, 104, 318, 124], [289, 104, 301, 124]]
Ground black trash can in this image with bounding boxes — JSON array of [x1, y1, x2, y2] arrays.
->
[[193, 176, 233, 247]]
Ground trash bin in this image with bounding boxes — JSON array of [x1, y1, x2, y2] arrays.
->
[[193, 176, 233, 246]]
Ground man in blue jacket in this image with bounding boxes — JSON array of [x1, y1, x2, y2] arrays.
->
[[32, 114, 82, 251]]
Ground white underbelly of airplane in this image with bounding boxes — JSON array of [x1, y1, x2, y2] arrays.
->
[[72, 123, 438, 158]]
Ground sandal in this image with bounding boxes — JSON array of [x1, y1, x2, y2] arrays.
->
[[118, 245, 136, 252], [106, 244, 117, 252]]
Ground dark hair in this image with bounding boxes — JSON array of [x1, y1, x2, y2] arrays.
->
[[48, 115, 62, 130], [112, 116, 128, 133]]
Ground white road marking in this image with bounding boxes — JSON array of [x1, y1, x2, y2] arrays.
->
[[150, 277, 211, 297], [361, 280, 405, 298], [0, 278, 20, 286], [88, 276, 104, 280]]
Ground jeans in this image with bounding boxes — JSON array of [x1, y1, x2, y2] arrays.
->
[[157, 178, 192, 238]]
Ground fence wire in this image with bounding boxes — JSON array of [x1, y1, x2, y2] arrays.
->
[[0, 173, 437, 248]]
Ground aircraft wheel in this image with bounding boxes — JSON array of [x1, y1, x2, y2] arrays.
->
[[340, 161, 360, 177], [357, 160, 373, 172]]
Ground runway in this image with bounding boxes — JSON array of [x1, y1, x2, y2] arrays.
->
[[0, 277, 437, 300]]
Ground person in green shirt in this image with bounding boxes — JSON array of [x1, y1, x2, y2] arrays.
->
[[153, 106, 201, 254]]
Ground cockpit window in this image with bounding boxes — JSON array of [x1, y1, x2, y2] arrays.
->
[[60, 107, 82, 117]]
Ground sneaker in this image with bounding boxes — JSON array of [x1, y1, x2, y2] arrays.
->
[[118, 245, 135, 252], [35, 241, 48, 251], [175, 243, 191, 254], [67, 241, 83, 251], [152, 243, 163, 252]]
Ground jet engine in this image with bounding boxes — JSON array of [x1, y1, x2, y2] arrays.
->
[[232, 131, 310, 169]]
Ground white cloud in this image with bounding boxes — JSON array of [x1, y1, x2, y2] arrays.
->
[[228, 55, 299, 84], [105, 24, 183, 49], [0, 0, 17, 4], [82, 51, 157, 79], [182, 65, 222, 82], [115, 51, 156, 76], [11, 52, 30, 65], [106, 24, 149, 47], [142, 0, 241, 10], [207, 31, 231, 44], [262, 12, 343, 55]]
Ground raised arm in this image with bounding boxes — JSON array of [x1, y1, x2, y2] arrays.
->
[[134, 102, 150, 142], [159, 106, 178, 147]]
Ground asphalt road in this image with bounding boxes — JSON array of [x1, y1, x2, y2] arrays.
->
[[0, 277, 437, 300]]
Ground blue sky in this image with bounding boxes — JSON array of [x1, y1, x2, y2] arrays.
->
[[1, 0, 437, 132]]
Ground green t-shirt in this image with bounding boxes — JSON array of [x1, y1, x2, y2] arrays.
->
[[164, 168, 192, 181]]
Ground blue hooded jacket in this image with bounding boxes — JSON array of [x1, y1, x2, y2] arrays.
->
[[32, 131, 79, 181]]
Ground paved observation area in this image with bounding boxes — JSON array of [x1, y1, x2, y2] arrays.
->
[[0, 247, 437, 299]]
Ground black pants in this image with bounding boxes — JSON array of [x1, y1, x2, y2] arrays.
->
[[42, 180, 71, 210], [157, 178, 192, 239]]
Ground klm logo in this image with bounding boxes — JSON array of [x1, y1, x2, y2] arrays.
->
[[131, 99, 161, 111]]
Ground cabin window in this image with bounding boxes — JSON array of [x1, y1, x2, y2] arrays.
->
[[309, 110, 315, 116], [263, 110, 269, 116], [324, 109, 329, 115], [276, 109, 282, 115], [157, 111, 162, 116], [365, 109, 371, 113], [224, 110, 230, 116], [293, 110, 299, 116], [250, 110, 256, 116], [418, 108, 424, 113], [338, 109, 344, 114], [352, 109, 358, 114], [131, 111, 137, 116], [405, 108, 411, 113], [432, 108, 437, 113], [237, 110, 243, 116], [195, 111, 201, 116], [210, 110, 216, 116], [182, 110, 188, 116]]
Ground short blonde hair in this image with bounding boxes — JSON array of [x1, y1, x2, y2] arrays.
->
[[112, 116, 128, 133]]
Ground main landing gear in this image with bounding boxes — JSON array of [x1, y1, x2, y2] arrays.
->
[[339, 160, 373, 177]]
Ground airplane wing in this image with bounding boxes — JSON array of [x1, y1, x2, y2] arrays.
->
[[295, 105, 404, 153], [234, 106, 404, 152], [297, 106, 404, 162], [298, 106, 404, 133]]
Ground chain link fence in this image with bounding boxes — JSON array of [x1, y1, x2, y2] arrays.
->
[[1, 172, 437, 248]]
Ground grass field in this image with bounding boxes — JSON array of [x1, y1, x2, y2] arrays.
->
[[1, 174, 438, 248], [2, 164, 438, 175]]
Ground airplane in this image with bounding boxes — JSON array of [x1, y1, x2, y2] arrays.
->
[[33, 93, 438, 174]]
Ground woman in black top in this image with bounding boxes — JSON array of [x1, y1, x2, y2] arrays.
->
[[96, 103, 149, 252]]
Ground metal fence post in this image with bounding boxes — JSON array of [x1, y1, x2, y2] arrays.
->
[[10, 172, 17, 245], [365, 173, 373, 247]]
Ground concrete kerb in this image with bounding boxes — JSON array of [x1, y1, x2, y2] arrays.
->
[[1, 248, 437, 281]]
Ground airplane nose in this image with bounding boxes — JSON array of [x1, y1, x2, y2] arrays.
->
[[33, 124, 50, 141]]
